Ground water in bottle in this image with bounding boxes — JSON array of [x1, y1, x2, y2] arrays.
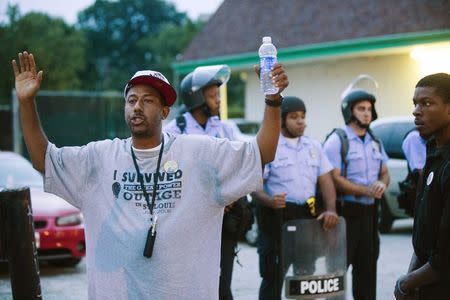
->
[[259, 36, 278, 95]]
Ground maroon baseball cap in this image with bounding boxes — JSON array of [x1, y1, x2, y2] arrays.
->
[[124, 70, 177, 106]]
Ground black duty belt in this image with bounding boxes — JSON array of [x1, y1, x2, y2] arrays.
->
[[337, 201, 376, 217], [284, 200, 316, 221]]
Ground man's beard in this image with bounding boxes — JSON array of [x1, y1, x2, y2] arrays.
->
[[352, 116, 370, 129], [201, 103, 219, 118], [127, 120, 158, 138]]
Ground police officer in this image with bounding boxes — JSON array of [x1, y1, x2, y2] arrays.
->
[[164, 64, 239, 300], [165, 64, 234, 139], [402, 129, 426, 175], [252, 96, 339, 300], [398, 129, 426, 216], [395, 73, 450, 299], [323, 89, 390, 300]]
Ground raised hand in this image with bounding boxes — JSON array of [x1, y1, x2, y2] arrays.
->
[[12, 51, 43, 103], [269, 63, 289, 95], [253, 63, 290, 97]]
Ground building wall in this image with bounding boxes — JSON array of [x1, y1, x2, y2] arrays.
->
[[244, 53, 421, 141]]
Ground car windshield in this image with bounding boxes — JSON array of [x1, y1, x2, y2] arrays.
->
[[371, 120, 415, 159], [0, 159, 43, 188], [236, 122, 260, 135]]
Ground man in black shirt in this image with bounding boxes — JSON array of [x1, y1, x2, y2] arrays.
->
[[394, 72, 450, 299]]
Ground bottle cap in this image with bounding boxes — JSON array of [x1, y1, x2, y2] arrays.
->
[[262, 36, 272, 43]]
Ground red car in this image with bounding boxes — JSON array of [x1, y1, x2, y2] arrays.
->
[[0, 151, 85, 267]]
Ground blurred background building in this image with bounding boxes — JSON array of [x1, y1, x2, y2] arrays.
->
[[173, 0, 450, 139]]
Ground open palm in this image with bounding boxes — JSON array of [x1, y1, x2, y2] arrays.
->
[[12, 52, 43, 102]]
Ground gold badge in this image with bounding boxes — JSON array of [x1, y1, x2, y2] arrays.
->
[[372, 141, 380, 153], [309, 149, 316, 159]]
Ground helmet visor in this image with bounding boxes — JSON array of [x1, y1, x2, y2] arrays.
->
[[191, 65, 231, 92], [341, 74, 379, 101]]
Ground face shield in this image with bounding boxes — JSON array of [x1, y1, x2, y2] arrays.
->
[[341, 74, 379, 101], [191, 65, 231, 93]]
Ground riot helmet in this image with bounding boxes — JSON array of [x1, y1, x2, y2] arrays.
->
[[281, 96, 306, 127], [180, 65, 230, 111], [340, 74, 378, 125], [281, 96, 306, 115], [341, 89, 378, 124]]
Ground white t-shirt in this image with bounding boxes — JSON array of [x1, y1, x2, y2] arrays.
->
[[44, 132, 262, 299]]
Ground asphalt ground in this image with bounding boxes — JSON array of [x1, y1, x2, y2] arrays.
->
[[0, 218, 413, 299]]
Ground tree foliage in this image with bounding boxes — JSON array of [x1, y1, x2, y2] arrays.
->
[[1, 0, 215, 108], [138, 20, 203, 79], [77, 0, 191, 91], [0, 5, 87, 103]]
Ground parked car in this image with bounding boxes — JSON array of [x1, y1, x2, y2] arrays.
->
[[370, 116, 416, 233], [0, 152, 85, 267], [223, 118, 260, 142]]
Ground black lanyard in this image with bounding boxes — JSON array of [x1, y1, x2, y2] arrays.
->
[[130, 135, 165, 220]]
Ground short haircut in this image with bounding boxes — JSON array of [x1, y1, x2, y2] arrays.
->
[[416, 73, 450, 103]]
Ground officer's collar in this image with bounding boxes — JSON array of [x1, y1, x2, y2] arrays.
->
[[279, 134, 310, 147], [185, 112, 221, 128], [345, 125, 372, 143]]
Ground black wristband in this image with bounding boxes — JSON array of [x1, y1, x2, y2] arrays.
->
[[265, 96, 283, 107]]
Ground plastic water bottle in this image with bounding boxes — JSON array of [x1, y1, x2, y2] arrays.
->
[[259, 36, 278, 95]]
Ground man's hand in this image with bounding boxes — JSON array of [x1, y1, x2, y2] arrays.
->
[[271, 193, 286, 209], [224, 202, 234, 213], [254, 63, 289, 100], [317, 211, 339, 231], [394, 275, 414, 300], [12, 51, 43, 103], [369, 180, 386, 199]]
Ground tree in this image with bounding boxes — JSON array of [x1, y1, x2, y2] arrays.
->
[[0, 5, 87, 103], [77, 0, 189, 91], [138, 19, 203, 81]]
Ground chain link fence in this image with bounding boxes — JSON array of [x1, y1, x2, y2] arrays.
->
[[12, 90, 128, 157]]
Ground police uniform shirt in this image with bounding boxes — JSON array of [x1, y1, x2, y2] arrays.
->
[[413, 139, 450, 288], [402, 130, 426, 171], [164, 112, 235, 140], [323, 125, 388, 205], [263, 134, 333, 205]]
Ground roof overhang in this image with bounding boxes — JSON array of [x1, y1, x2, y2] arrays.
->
[[172, 29, 450, 75]]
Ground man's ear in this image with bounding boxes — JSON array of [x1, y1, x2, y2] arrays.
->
[[162, 106, 170, 119]]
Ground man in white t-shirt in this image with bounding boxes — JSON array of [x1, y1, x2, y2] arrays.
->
[[11, 51, 289, 299], [164, 65, 244, 300]]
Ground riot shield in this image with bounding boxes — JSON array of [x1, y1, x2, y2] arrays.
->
[[281, 217, 346, 300]]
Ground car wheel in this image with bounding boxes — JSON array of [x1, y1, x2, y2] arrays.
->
[[378, 197, 394, 233], [245, 222, 258, 247], [50, 258, 81, 268]]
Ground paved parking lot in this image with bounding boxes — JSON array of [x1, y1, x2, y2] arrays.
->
[[0, 219, 413, 299], [233, 218, 414, 299]]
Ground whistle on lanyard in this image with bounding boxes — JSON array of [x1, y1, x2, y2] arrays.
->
[[143, 215, 158, 258]]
